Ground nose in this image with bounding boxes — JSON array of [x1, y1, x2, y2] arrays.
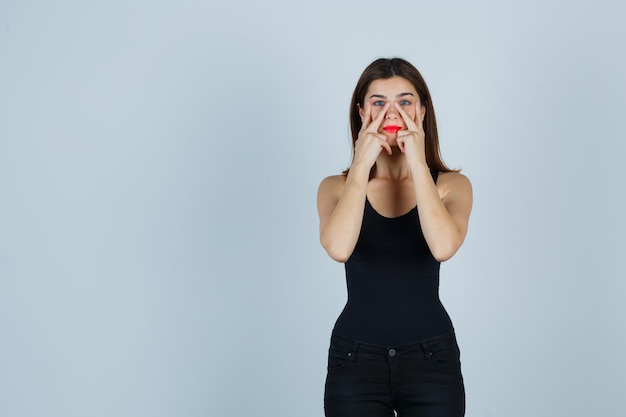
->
[[385, 105, 399, 119]]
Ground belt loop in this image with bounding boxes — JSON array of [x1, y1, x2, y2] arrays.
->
[[420, 340, 433, 360]]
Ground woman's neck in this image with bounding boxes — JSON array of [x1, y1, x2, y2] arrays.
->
[[373, 148, 413, 182]]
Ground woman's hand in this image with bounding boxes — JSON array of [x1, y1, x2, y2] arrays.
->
[[353, 102, 392, 169], [395, 102, 427, 169]]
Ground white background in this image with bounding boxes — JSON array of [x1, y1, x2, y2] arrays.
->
[[1, 1, 625, 416]]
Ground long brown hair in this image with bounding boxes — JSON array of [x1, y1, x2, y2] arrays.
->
[[344, 57, 458, 176]]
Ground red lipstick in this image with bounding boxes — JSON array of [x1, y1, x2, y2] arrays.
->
[[383, 125, 402, 133]]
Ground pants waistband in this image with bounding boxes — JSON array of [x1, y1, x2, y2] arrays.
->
[[330, 331, 458, 357]]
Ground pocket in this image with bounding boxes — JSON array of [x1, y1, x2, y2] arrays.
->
[[429, 339, 461, 370], [327, 346, 354, 371]]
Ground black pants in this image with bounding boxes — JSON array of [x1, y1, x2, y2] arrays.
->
[[324, 332, 465, 417]]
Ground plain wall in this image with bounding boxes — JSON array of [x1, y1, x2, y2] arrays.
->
[[1, 0, 625, 416]]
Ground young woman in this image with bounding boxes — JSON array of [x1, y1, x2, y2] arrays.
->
[[317, 58, 472, 417]]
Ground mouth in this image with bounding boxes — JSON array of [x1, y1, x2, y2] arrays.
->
[[382, 125, 402, 133]]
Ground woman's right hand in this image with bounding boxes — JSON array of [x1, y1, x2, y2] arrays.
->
[[353, 102, 392, 169], [317, 102, 391, 262]]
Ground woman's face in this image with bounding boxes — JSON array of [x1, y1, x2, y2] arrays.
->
[[359, 76, 425, 137]]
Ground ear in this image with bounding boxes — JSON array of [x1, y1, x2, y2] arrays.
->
[[357, 103, 364, 120]]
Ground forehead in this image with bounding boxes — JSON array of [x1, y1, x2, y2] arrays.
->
[[366, 76, 418, 97]]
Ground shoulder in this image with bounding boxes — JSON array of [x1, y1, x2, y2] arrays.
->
[[317, 175, 347, 216], [437, 171, 471, 187], [436, 171, 472, 200], [318, 174, 346, 197]]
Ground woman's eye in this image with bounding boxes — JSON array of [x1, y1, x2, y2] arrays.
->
[[400, 100, 411, 105], [373, 100, 386, 106]]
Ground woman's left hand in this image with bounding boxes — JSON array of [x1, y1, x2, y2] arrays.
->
[[395, 102, 427, 168]]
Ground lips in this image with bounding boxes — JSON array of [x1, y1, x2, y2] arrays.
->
[[383, 125, 402, 133]]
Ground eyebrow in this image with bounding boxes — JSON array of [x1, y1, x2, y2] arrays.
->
[[368, 92, 415, 99]]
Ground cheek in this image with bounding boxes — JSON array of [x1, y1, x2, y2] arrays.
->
[[403, 107, 417, 121], [370, 108, 382, 121]]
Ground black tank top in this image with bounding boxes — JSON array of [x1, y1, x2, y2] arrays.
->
[[332, 170, 454, 345]]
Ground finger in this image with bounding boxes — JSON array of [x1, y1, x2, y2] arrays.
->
[[416, 102, 425, 128], [394, 102, 417, 130], [380, 138, 393, 155], [397, 136, 405, 153], [369, 102, 390, 131]]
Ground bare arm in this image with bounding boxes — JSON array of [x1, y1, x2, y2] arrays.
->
[[317, 167, 368, 262], [411, 168, 473, 261], [317, 102, 392, 262], [395, 102, 473, 261]]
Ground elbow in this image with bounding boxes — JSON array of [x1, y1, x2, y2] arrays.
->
[[430, 238, 464, 262], [320, 235, 352, 263], [323, 244, 352, 263], [432, 248, 456, 263], [328, 250, 351, 263]]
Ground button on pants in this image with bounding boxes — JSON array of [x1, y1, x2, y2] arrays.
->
[[324, 332, 465, 417]]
